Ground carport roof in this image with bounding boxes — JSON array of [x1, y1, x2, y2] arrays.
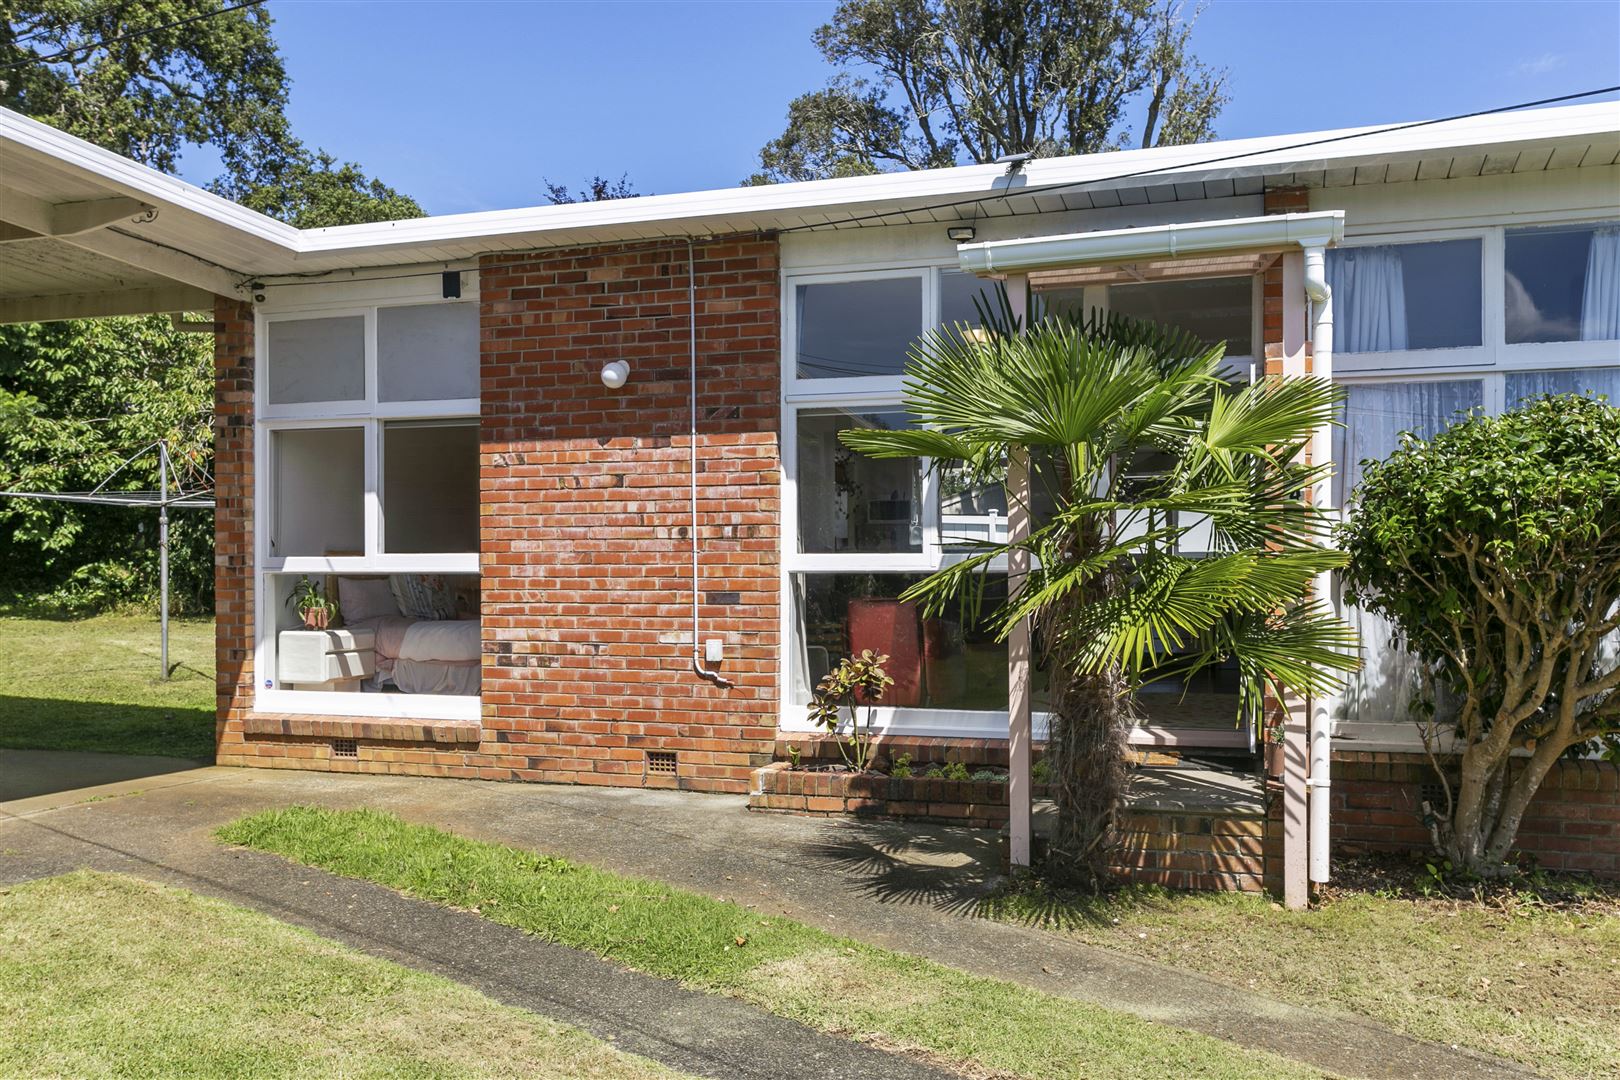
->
[[2, 100, 1617, 323]]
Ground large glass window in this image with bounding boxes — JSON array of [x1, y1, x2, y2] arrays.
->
[[382, 420, 480, 553], [267, 316, 365, 404], [795, 277, 922, 379], [796, 409, 922, 554], [791, 573, 1048, 712], [1107, 276, 1254, 357], [1505, 223, 1620, 344], [1506, 367, 1620, 404], [378, 303, 479, 401], [1335, 379, 1484, 501], [1327, 240, 1482, 353], [271, 427, 364, 557]]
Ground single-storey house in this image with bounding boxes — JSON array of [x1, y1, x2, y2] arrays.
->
[[2, 100, 1617, 902]]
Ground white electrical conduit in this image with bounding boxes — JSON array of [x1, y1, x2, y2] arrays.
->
[[689, 239, 732, 688], [1303, 245, 1335, 884]]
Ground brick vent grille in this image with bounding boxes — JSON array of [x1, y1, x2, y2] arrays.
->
[[332, 738, 359, 758], [646, 750, 678, 776], [1419, 782, 1447, 810]]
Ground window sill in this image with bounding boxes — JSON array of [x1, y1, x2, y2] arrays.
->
[[242, 713, 481, 745]]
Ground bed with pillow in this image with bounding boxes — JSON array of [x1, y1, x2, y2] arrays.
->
[[335, 575, 481, 695]]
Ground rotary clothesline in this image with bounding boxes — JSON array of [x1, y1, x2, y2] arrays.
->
[[0, 441, 214, 679]]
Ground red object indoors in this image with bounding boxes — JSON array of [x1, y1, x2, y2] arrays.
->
[[847, 598, 922, 706]]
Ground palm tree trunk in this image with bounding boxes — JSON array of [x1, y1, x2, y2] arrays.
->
[[1043, 666, 1133, 888]]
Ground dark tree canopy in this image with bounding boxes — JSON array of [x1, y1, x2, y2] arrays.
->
[[0, 1, 422, 610], [750, 0, 1226, 184]]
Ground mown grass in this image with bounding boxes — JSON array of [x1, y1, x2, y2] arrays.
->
[[0, 613, 215, 758], [219, 806, 1324, 1080], [982, 878, 1620, 1080], [0, 870, 680, 1079]]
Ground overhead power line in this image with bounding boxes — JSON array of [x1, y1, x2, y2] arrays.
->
[[248, 83, 1620, 290], [0, 0, 267, 74]]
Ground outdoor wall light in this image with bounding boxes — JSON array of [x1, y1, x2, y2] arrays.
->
[[947, 225, 976, 242], [600, 359, 630, 390]]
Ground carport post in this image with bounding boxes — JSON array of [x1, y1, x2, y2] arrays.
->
[[1005, 274, 1033, 869]]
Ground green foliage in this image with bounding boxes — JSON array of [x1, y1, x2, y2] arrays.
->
[[0, 317, 214, 612], [542, 174, 641, 204], [285, 575, 338, 626], [750, 0, 1226, 183], [889, 751, 913, 778], [2, 3, 423, 612], [1340, 395, 1620, 872], [1, 0, 292, 189], [807, 649, 892, 772]]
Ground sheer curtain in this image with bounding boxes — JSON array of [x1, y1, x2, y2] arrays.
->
[[1335, 380, 1484, 729], [1328, 247, 1409, 352], [1580, 225, 1620, 341]]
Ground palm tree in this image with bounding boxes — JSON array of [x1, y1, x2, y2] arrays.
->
[[841, 301, 1359, 888]]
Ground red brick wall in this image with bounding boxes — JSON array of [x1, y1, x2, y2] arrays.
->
[[1333, 752, 1619, 878], [213, 296, 256, 757], [477, 238, 781, 793]]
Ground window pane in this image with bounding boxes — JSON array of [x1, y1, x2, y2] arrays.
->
[[271, 427, 364, 557], [796, 277, 922, 379], [1506, 367, 1620, 405], [383, 420, 480, 553], [1334, 379, 1483, 501], [796, 409, 921, 553], [1505, 223, 1620, 344], [790, 573, 1048, 711], [939, 270, 998, 328], [1327, 240, 1482, 353], [1107, 276, 1254, 357], [378, 303, 479, 401], [268, 316, 365, 404]]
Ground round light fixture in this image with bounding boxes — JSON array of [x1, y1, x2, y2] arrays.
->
[[600, 360, 630, 390]]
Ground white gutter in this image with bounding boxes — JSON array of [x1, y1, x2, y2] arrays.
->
[[957, 211, 1345, 275], [1303, 246, 1336, 885]]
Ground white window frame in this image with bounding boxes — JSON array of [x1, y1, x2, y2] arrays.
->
[[779, 262, 1262, 739], [252, 280, 481, 721], [1333, 214, 1620, 376]]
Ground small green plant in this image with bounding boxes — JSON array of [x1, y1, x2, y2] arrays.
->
[[970, 768, 1005, 783], [786, 745, 802, 769], [924, 764, 944, 779], [287, 575, 339, 629], [942, 761, 971, 782], [1032, 757, 1052, 785], [890, 752, 913, 779], [807, 650, 892, 773]]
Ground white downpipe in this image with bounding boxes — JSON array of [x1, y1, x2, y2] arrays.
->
[[688, 239, 732, 688], [1303, 245, 1334, 884]]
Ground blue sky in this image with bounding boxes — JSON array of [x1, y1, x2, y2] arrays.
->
[[223, 0, 1620, 216]]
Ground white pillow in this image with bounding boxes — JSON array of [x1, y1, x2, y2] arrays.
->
[[337, 576, 399, 624]]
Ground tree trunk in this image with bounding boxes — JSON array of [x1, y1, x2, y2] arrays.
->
[[1043, 666, 1132, 889]]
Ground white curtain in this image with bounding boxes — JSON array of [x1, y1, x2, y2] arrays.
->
[[1335, 380, 1483, 728], [1328, 246, 1409, 353], [1580, 225, 1620, 341]]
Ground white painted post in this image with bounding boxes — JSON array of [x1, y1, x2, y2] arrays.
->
[[1279, 251, 1310, 910], [1305, 245, 1336, 886], [1005, 274, 1033, 869]]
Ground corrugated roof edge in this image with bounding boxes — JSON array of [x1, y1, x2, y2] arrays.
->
[[4, 99, 1617, 270]]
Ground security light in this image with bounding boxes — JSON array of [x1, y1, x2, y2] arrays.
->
[[947, 225, 976, 242], [600, 360, 630, 390]]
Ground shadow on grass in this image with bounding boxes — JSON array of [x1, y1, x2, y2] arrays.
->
[[0, 696, 214, 764]]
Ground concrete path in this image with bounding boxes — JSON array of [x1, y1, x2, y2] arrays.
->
[[0, 753, 1539, 1080]]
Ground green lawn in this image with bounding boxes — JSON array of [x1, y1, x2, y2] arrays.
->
[[982, 879, 1620, 1080], [0, 870, 680, 1079], [220, 806, 1324, 1080], [0, 613, 215, 758]]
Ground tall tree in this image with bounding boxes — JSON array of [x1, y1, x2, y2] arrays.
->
[[0, 1, 422, 610], [750, 0, 1226, 184]]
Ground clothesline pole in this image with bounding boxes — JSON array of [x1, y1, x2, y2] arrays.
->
[[158, 440, 170, 681]]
